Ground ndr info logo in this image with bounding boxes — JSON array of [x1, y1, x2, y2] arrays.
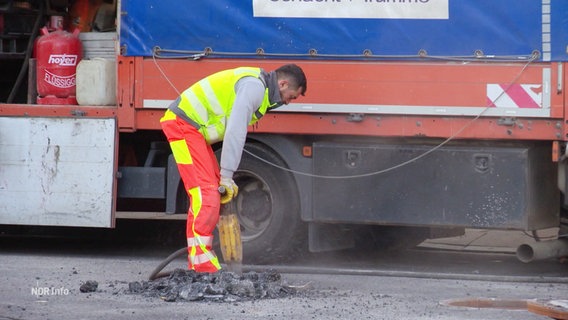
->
[[31, 281, 69, 297]]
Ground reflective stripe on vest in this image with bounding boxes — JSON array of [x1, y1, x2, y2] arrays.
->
[[175, 67, 271, 144]]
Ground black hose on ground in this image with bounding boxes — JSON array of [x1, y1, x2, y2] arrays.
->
[[148, 247, 187, 280]]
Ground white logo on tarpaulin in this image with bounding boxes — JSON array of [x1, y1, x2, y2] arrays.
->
[[48, 54, 78, 66], [252, 0, 449, 19]]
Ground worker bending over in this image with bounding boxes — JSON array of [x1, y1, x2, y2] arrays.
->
[[160, 64, 307, 272]]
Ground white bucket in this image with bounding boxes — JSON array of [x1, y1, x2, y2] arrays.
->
[[76, 58, 116, 106]]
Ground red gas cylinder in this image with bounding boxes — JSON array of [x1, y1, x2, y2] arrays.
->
[[36, 19, 83, 105]]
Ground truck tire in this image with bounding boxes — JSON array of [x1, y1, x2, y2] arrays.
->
[[216, 142, 306, 264]]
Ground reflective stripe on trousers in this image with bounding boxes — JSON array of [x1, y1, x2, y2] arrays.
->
[[160, 110, 222, 273]]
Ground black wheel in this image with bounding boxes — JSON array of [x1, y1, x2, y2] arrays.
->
[[216, 142, 306, 264]]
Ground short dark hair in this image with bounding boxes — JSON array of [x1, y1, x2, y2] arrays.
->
[[275, 64, 307, 96]]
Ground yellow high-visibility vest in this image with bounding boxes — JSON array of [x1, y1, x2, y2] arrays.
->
[[176, 67, 271, 144]]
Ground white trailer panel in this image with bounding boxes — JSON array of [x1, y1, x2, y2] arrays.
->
[[0, 117, 116, 227]]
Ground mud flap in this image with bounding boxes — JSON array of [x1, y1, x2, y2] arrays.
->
[[308, 222, 355, 253]]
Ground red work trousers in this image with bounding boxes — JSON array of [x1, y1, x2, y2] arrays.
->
[[160, 110, 222, 273]]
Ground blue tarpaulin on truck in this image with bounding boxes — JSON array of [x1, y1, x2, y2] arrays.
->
[[119, 0, 568, 61]]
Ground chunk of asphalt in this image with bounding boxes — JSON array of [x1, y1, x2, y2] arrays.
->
[[79, 280, 99, 293]]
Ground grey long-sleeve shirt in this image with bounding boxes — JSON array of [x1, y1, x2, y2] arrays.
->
[[219, 76, 266, 179]]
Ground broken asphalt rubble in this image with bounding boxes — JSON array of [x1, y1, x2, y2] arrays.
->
[[127, 269, 303, 302]]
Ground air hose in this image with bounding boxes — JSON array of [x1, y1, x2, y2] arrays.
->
[[148, 247, 186, 280]]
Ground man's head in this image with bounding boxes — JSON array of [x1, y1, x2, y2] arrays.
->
[[275, 64, 307, 105]]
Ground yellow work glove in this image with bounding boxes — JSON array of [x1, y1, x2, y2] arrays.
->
[[219, 176, 238, 204]]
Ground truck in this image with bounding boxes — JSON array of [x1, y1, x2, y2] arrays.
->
[[1, 0, 567, 263]]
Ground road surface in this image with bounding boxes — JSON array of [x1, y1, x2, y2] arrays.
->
[[1, 222, 566, 320]]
